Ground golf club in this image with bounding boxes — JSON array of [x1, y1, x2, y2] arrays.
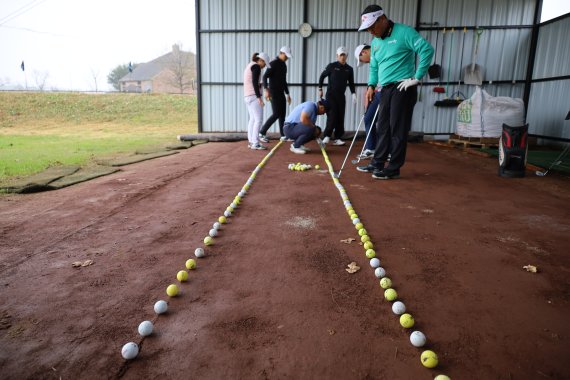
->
[[535, 145, 569, 176], [334, 113, 365, 178], [352, 105, 380, 164]]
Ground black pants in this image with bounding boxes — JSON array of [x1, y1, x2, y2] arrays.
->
[[323, 93, 346, 140], [371, 84, 417, 173], [260, 91, 286, 136]]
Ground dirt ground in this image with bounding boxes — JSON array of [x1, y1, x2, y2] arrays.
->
[[1, 139, 569, 380]]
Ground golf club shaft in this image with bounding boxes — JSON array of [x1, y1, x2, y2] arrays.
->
[[355, 104, 380, 162], [337, 114, 365, 178]]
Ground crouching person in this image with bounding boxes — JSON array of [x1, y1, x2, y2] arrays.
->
[[284, 99, 329, 154]]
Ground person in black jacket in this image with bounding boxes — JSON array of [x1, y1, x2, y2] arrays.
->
[[318, 46, 357, 146], [259, 46, 293, 142]]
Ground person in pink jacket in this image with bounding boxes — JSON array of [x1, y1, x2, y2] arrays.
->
[[243, 52, 271, 150]]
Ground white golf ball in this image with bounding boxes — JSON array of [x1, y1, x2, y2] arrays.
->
[[369, 258, 380, 268], [138, 320, 154, 337], [391, 301, 406, 315], [238, 191, 245, 197], [195, 247, 205, 258], [121, 342, 139, 360], [352, 218, 360, 225], [230, 202, 237, 209], [374, 267, 386, 278], [213, 222, 221, 230], [410, 330, 427, 347], [154, 300, 168, 314], [209, 228, 218, 237], [224, 210, 231, 217]]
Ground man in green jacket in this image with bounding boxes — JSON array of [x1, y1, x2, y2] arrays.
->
[[356, 4, 433, 179]]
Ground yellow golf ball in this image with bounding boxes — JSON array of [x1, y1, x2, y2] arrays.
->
[[380, 277, 392, 289], [384, 288, 398, 301], [361, 235, 370, 243], [176, 270, 188, 282], [358, 228, 368, 237], [434, 376, 450, 380], [185, 259, 196, 270], [354, 222, 363, 230], [204, 236, 213, 245], [364, 241, 374, 250], [400, 313, 415, 328], [421, 350, 438, 368], [315, 165, 320, 170], [350, 213, 358, 219], [218, 216, 227, 224], [166, 284, 179, 297], [365, 249, 376, 259]]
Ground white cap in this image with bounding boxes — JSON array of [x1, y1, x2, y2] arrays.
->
[[354, 44, 369, 67], [337, 46, 348, 56], [257, 52, 271, 68], [358, 9, 384, 31], [280, 46, 292, 58]]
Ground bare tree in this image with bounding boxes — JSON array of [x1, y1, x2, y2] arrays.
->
[[90, 68, 100, 92], [166, 44, 196, 94], [33, 70, 49, 91]]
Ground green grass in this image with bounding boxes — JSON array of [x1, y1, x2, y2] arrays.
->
[[0, 92, 198, 181]]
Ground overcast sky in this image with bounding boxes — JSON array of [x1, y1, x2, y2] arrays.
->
[[0, 0, 568, 92], [0, 0, 196, 91]]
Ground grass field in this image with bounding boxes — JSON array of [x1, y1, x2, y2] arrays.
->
[[0, 92, 198, 180]]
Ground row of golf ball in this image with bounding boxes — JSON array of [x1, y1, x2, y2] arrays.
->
[[121, 141, 283, 361], [318, 146, 450, 380]]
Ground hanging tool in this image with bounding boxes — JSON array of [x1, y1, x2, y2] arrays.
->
[[428, 28, 441, 79], [433, 28, 446, 93], [464, 28, 484, 85]]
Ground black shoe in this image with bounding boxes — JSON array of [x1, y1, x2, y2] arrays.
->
[[356, 164, 376, 173], [372, 169, 400, 179]]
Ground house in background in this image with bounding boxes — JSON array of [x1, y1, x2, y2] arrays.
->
[[119, 44, 196, 94]]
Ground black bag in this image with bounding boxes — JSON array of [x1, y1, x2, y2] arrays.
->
[[428, 29, 442, 79], [498, 124, 528, 178]]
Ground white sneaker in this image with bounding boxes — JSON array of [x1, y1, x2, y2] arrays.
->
[[358, 149, 374, 159], [280, 136, 287, 141], [299, 145, 311, 152], [290, 145, 306, 154], [259, 134, 269, 143], [333, 139, 346, 146], [322, 136, 330, 144], [250, 143, 267, 150]]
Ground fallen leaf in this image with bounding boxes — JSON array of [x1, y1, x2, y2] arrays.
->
[[328, 329, 336, 335], [523, 265, 538, 273], [340, 238, 356, 244], [72, 260, 94, 268], [346, 262, 360, 273]]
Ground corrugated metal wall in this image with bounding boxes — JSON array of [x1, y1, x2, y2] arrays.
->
[[527, 16, 570, 139], [198, 0, 569, 139]]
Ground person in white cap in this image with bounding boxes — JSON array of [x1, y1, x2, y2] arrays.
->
[[259, 46, 293, 142], [356, 4, 433, 179], [318, 46, 356, 146], [243, 52, 271, 150], [354, 43, 379, 159]]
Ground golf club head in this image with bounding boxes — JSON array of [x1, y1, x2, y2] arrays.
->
[[535, 170, 547, 177], [351, 159, 359, 164], [333, 172, 340, 178]]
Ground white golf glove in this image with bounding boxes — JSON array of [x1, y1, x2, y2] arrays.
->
[[352, 93, 357, 104], [397, 78, 420, 91]]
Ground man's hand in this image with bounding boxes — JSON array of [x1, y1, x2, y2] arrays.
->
[[265, 89, 271, 101], [366, 87, 374, 103], [258, 97, 264, 107], [318, 89, 323, 99], [287, 94, 292, 105], [397, 78, 420, 91], [352, 93, 357, 104]]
